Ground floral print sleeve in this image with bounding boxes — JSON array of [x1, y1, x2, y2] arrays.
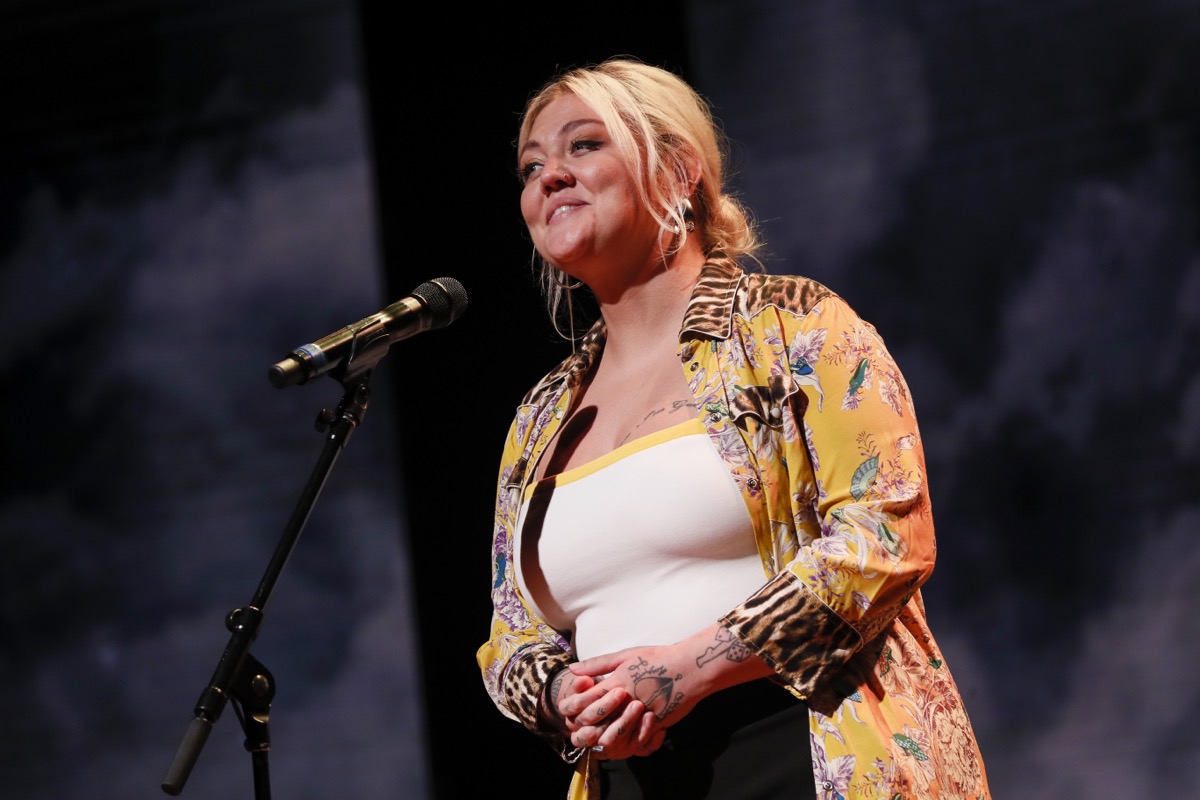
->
[[476, 351, 597, 764], [719, 293, 936, 696]]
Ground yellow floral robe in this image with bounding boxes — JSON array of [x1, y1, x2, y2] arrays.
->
[[477, 259, 990, 799]]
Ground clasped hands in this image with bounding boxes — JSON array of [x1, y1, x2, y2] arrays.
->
[[542, 644, 695, 760]]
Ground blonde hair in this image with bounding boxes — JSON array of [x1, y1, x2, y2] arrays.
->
[[517, 57, 762, 333]]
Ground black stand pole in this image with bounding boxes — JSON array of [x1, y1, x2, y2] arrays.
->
[[161, 369, 375, 797]]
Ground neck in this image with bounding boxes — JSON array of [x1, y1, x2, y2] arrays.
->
[[593, 242, 706, 362]]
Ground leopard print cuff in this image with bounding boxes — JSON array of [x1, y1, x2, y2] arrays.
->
[[720, 570, 861, 699], [502, 643, 584, 762]]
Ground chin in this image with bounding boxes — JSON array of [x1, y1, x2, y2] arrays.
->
[[541, 245, 588, 271]]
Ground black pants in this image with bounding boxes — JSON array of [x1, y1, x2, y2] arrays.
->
[[598, 679, 815, 799]]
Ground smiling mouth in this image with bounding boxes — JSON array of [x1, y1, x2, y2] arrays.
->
[[549, 203, 581, 222]]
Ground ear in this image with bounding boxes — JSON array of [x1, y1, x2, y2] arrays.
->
[[681, 151, 703, 196]]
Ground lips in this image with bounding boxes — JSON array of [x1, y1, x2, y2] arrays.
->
[[547, 200, 583, 224]]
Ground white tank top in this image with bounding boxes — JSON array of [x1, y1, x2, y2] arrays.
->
[[513, 417, 766, 660]]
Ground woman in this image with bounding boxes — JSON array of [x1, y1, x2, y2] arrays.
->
[[477, 58, 990, 799]]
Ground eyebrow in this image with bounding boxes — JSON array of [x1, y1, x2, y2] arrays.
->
[[519, 117, 605, 158]]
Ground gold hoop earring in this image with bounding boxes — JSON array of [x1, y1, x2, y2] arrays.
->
[[549, 278, 580, 354], [535, 253, 582, 353], [671, 198, 696, 234], [552, 268, 583, 290]]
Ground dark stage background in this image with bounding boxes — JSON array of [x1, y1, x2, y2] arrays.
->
[[1, 2, 1197, 799]]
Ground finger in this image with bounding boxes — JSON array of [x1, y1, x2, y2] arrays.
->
[[631, 709, 665, 756], [596, 701, 644, 750], [558, 682, 609, 719], [548, 673, 592, 724], [636, 709, 656, 743], [569, 651, 627, 677], [637, 727, 668, 757], [570, 722, 609, 750], [559, 672, 596, 700], [581, 687, 629, 726]]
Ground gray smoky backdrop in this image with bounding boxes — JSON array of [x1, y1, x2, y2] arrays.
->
[[2, 2, 1198, 799], [0, 2, 425, 799]]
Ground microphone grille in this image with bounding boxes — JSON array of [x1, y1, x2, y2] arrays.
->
[[412, 277, 468, 329]]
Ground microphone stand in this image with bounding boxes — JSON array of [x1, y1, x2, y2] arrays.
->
[[162, 332, 391, 798]]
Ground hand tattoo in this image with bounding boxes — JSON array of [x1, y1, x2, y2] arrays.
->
[[627, 657, 684, 720], [696, 627, 752, 668]]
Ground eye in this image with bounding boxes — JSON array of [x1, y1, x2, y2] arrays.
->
[[516, 161, 543, 186], [570, 138, 602, 153]]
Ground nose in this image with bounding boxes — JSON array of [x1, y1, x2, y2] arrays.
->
[[539, 160, 573, 191]]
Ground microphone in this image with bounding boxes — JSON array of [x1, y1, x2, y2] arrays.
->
[[268, 277, 467, 388]]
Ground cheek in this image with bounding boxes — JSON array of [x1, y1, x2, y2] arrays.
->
[[520, 189, 541, 229], [604, 170, 650, 224]]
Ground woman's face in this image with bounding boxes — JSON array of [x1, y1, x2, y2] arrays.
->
[[518, 93, 660, 290]]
